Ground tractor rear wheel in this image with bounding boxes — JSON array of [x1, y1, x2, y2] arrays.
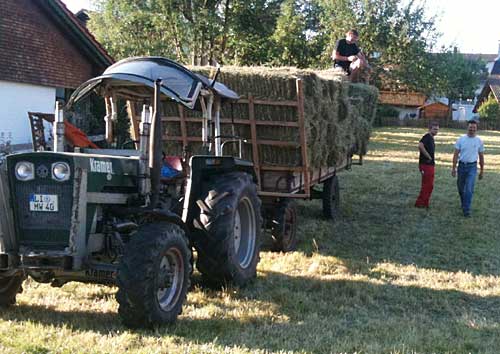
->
[[196, 172, 262, 286], [322, 175, 340, 220], [270, 200, 298, 252], [116, 222, 191, 328], [0, 275, 23, 306]]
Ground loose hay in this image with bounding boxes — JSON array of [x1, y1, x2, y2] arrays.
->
[[160, 66, 378, 168]]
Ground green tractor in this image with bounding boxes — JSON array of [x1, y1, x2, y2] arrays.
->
[[0, 57, 262, 327]]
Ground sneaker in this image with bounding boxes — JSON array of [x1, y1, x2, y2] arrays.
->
[[463, 211, 471, 217]]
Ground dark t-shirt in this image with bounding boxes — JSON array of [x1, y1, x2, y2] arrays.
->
[[333, 39, 360, 72], [419, 133, 435, 165]]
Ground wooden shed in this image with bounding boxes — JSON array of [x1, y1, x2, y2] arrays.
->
[[418, 102, 450, 119]]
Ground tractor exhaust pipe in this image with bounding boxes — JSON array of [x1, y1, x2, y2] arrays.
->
[[138, 104, 152, 197], [149, 79, 163, 208], [53, 101, 65, 152]]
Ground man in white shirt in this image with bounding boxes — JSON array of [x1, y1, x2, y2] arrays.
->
[[451, 120, 485, 217]]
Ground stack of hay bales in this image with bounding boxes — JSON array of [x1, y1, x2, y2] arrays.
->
[[162, 66, 378, 168]]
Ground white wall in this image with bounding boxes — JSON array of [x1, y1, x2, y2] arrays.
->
[[396, 107, 419, 119], [452, 102, 476, 121], [0, 80, 55, 147]]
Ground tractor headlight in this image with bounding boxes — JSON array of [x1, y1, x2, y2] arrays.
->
[[15, 162, 35, 181], [52, 162, 70, 182]]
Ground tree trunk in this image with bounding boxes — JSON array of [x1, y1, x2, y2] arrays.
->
[[219, 0, 232, 64], [171, 22, 186, 63], [192, 32, 198, 66]]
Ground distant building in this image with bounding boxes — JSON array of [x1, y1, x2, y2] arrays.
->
[[378, 91, 427, 119], [474, 75, 500, 113], [452, 99, 477, 121], [441, 45, 500, 120], [418, 102, 450, 120], [0, 0, 113, 150], [377, 50, 499, 121], [474, 50, 500, 113], [462, 53, 498, 75]]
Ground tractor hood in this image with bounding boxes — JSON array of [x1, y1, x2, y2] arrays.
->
[[66, 57, 239, 110]]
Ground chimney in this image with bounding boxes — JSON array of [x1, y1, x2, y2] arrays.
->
[[75, 10, 90, 27]]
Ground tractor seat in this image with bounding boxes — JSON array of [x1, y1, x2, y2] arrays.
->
[[161, 156, 184, 182]]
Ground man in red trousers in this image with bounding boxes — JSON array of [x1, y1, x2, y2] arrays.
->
[[415, 122, 439, 208]]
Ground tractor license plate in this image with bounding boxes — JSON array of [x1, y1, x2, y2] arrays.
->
[[29, 194, 58, 212]]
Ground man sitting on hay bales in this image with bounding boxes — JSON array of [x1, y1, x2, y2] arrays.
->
[[332, 29, 369, 83]]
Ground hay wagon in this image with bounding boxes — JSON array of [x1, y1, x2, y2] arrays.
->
[[127, 68, 378, 251]]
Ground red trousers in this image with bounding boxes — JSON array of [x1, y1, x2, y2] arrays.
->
[[415, 164, 435, 207]]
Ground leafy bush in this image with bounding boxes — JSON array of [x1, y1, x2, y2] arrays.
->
[[478, 93, 500, 121], [374, 104, 400, 126], [376, 104, 399, 118]]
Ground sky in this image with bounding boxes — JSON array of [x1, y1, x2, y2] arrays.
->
[[432, 0, 500, 54], [62, 0, 500, 55]]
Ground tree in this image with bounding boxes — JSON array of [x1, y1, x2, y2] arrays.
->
[[88, 0, 472, 104], [431, 50, 487, 118], [88, 0, 187, 61], [172, 0, 233, 65], [223, 0, 284, 65], [478, 94, 500, 121], [89, 0, 284, 65], [269, 0, 309, 67]]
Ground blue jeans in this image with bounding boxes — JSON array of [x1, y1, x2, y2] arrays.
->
[[457, 162, 477, 214]]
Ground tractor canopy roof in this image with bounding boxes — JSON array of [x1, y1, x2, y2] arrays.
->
[[66, 57, 239, 110]]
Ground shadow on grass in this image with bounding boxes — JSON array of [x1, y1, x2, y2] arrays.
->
[[173, 271, 500, 352], [0, 303, 121, 333], [2, 271, 498, 353], [294, 158, 500, 277]]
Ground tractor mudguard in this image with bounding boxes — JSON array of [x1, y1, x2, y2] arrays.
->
[[112, 206, 190, 237]]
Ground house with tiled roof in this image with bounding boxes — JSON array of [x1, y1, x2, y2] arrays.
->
[[474, 54, 500, 113], [0, 0, 113, 150], [463, 53, 498, 74]]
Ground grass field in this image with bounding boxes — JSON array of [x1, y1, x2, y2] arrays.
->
[[2, 127, 500, 354]]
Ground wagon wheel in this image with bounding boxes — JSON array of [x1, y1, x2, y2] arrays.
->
[[322, 175, 340, 221], [270, 200, 298, 252]]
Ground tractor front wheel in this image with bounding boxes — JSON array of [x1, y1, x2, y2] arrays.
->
[[116, 222, 191, 328], [0, 274, 24, 307]]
